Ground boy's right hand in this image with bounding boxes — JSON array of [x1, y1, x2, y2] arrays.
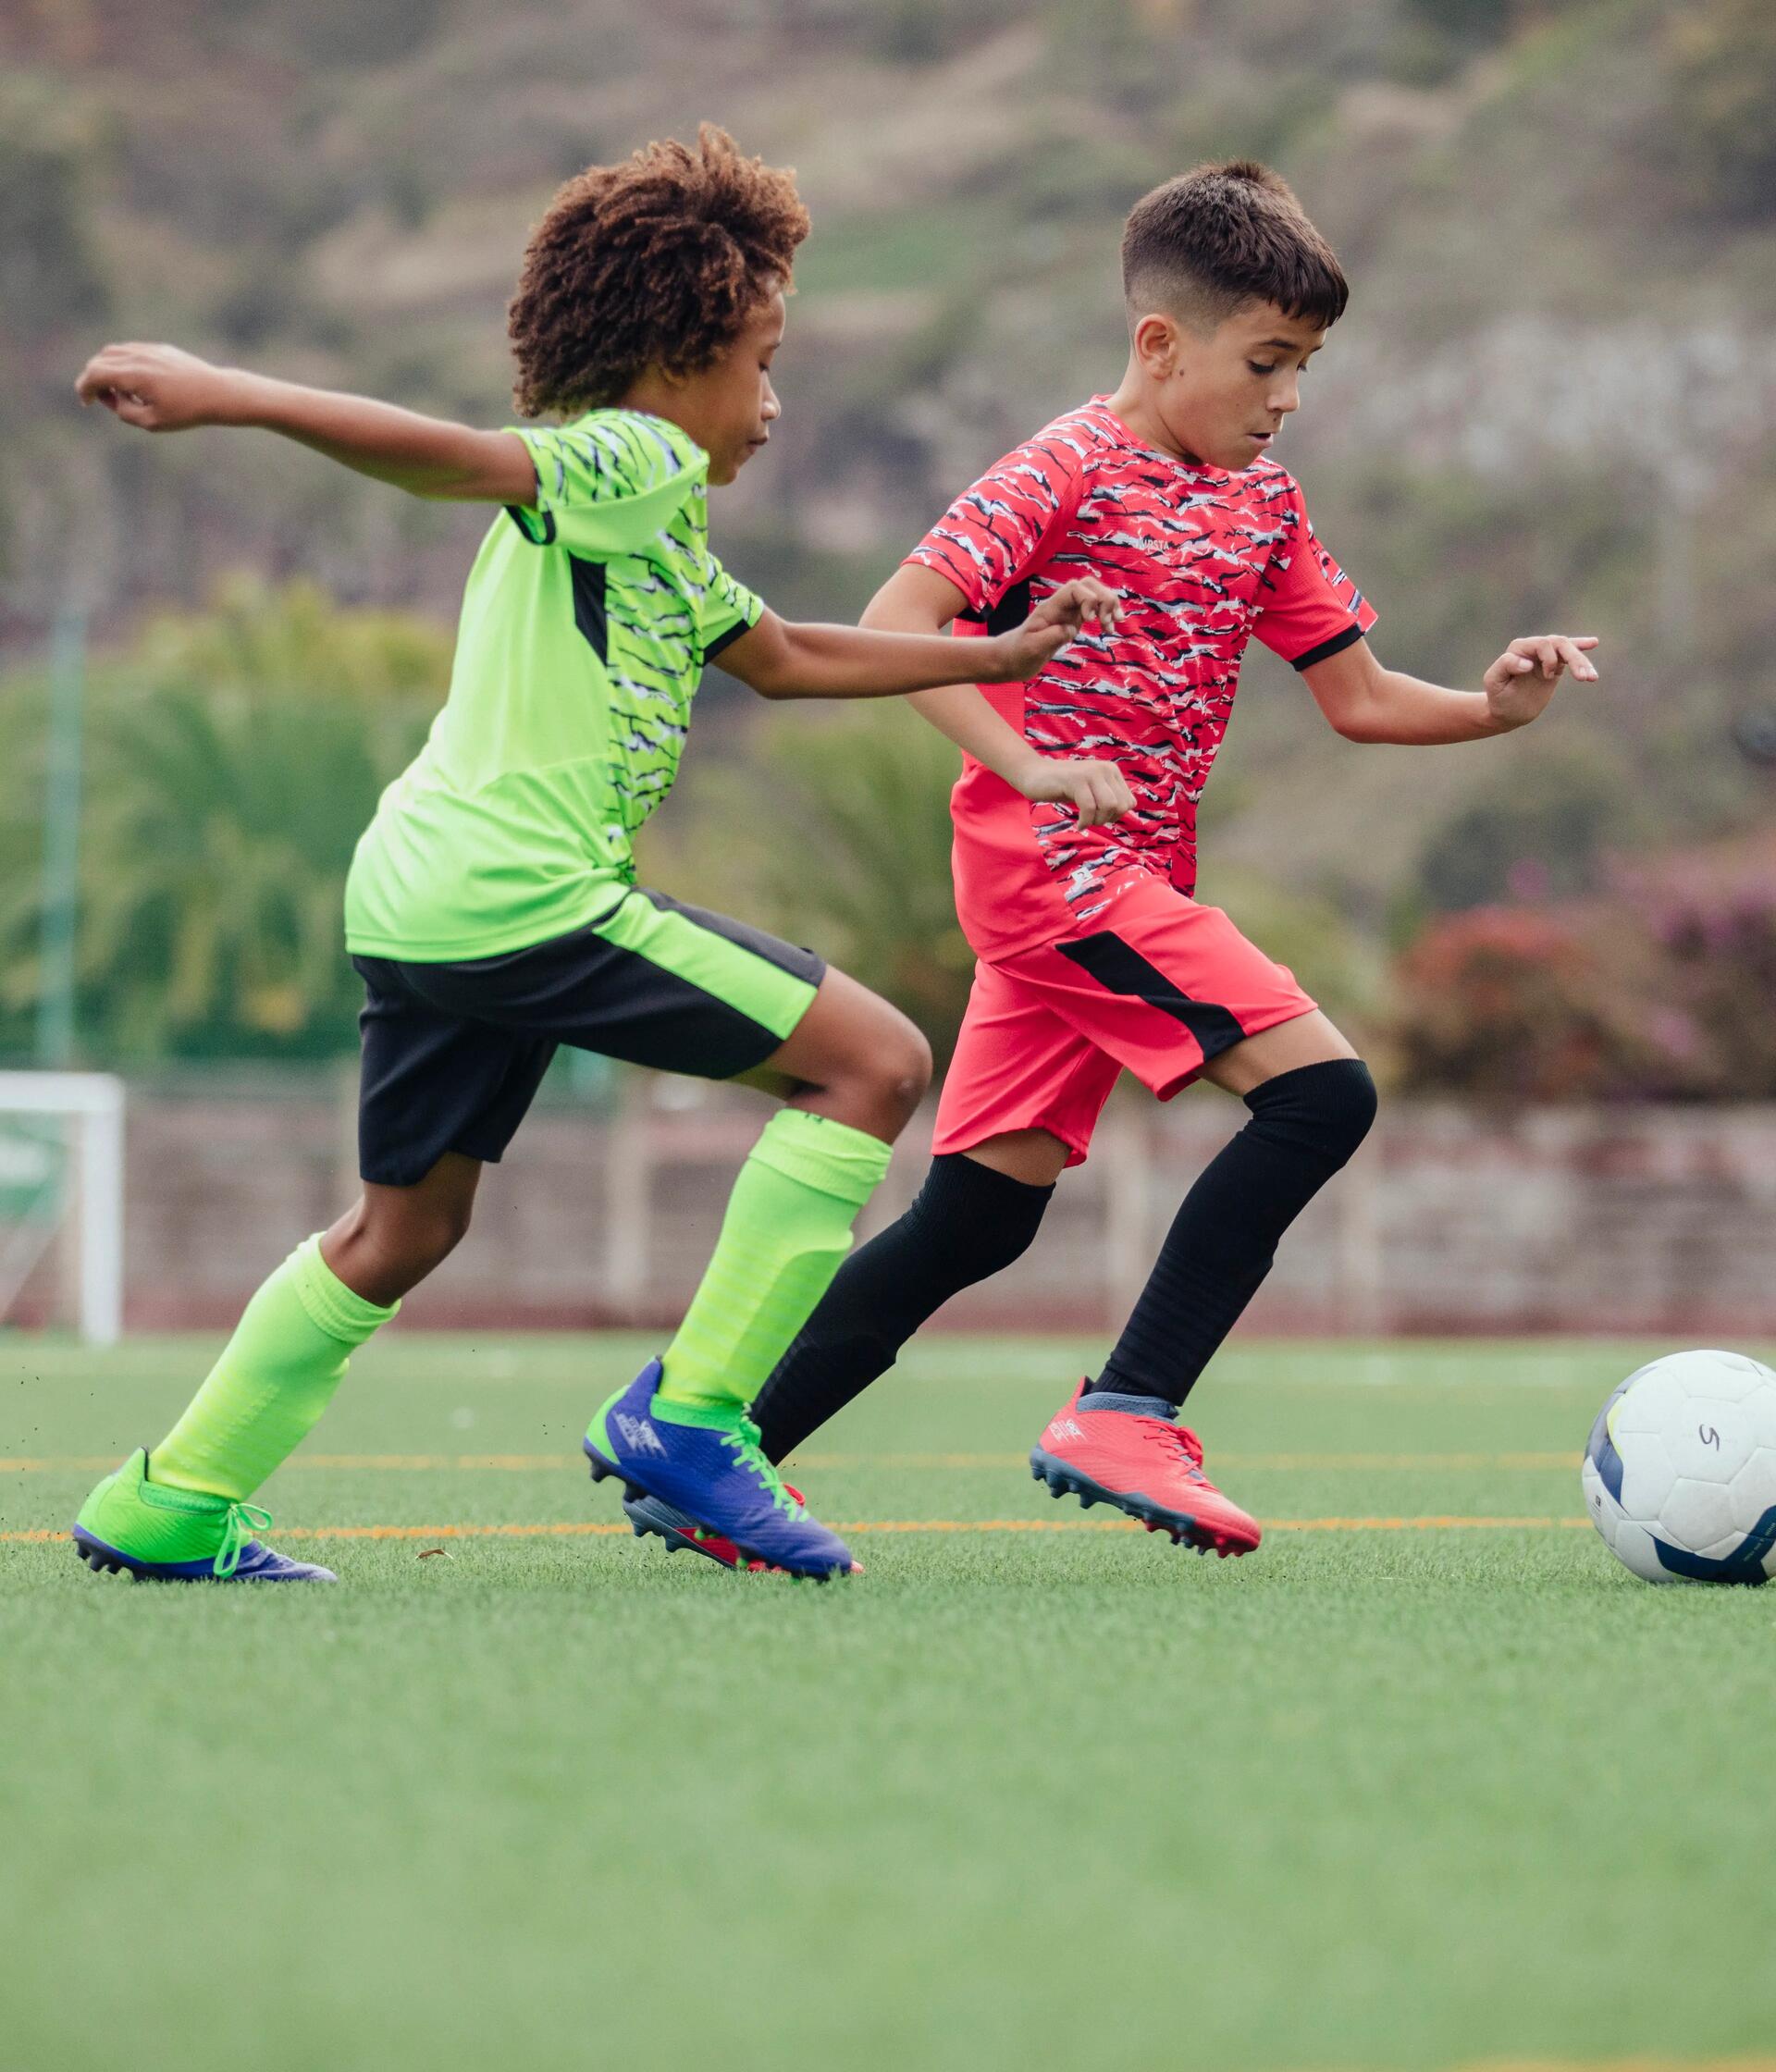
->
[[1012, 754, 1135, 827], [75, 343, 240, 432], [983, 578, 1122, 682]]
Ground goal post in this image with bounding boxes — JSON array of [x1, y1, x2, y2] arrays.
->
[[0, 1071, 125, 1345]]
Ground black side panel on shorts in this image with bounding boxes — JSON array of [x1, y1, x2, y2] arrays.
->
[[568, 556, 609, 660], [1055, 931, 1247, 1060], [351, 902, 828, 1186]]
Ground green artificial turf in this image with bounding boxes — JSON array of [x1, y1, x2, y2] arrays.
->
[[4, 1334, 1774, 2072]]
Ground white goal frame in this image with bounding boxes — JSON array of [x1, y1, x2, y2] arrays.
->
[[0, 1071, 125, 1345]]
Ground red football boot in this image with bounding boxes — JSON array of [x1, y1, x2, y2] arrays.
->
[[620, 1484, 808, 1571], [1030, 1382, 1262, 1557]]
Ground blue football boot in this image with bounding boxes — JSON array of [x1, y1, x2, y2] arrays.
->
[[585, 1361, 856, 1580], [71, 1449, 338, 1582]]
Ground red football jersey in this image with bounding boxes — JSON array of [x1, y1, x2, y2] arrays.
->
[[906, 397, 1376, 960]]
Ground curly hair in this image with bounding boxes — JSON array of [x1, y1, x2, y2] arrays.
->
[[1122, 160, 1348, 332], [507, 125, 809, 418]]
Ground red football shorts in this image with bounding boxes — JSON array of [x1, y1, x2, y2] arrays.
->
[[932, 873, 1316, 1168]]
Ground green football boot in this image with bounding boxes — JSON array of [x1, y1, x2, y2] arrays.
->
[[72, 1449, 336, 1581]]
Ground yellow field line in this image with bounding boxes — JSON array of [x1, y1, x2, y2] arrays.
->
[[1449, 2063, 1776, 2072], [1, 1514, 1594, 1546], [0, 1450, 1578, 1474]]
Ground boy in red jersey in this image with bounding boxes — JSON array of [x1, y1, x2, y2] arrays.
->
[[626, 161, 1600, 1566]]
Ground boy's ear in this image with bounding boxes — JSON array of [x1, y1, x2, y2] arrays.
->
[[1130, 311, 1181, 376]]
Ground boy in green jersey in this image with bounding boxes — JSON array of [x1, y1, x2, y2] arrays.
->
[[69, 127, 1119, 1581]]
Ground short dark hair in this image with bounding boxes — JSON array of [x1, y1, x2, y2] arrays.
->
[[507, 124, 809, 417], [1121, 160, 1348, 333]]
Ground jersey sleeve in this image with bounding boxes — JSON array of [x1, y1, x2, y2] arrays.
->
[[697, 551, 764, 662], [1252, 484, 1377, 671], [904, 427, 1087, 627], [504, 413, 702, 558]]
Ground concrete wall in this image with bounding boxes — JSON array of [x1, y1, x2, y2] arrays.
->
[[12, 1078, 1776, 1338]]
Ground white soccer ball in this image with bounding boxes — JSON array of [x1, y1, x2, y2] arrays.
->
[[1582, 1349, 1776, 1584]]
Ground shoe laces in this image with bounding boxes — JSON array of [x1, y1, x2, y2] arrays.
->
[[1144, 1420, 1210, 1485], [214, 1500, 273, 1578], [718, 1417, 803, 1517]]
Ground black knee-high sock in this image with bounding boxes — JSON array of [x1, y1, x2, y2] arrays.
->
[[752, 1153, 1054, 1462], [1085, 1058, 1377, 1412]]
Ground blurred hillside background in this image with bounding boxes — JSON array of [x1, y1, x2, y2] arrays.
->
[[4, 0, 1775, 1094]]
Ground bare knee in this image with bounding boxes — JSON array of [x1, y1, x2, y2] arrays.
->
[[325, 1181, 475, 1305], [862, 1018, 933, 1137], [870, 1019, 933, 1131], [812, 1012, 931, 1142]]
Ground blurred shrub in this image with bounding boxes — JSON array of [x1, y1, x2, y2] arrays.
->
[[1389, 847, 1776, 1100], [1662, 0, 1776, 221], [207, 0, 450, 68], [1391, 906, 1646, 1102], [1385, 0, 1511, 87], [0, 78, 110, 344], [131, 573, 451, 703], [1627, 857, 1776, 1096], [870, 0, 1026, 64], [1414, 745, 1644, 915]]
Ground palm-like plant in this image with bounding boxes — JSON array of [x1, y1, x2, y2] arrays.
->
[[75, 683, 429, 1054], [0, 580, 443, 1059]]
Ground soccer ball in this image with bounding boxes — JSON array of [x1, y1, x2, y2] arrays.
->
[[1582, 1350, 1776, 1585]]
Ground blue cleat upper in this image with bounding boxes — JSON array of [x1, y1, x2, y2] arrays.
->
[[586, 1360, 854, 1579]]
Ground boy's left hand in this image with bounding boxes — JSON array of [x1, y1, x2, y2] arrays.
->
[[1483, 634, 1600, 731], [986, 578, 1122, 681]]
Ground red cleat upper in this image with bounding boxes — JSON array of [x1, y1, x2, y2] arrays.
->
[[1032, 1381, 1262, 1556]]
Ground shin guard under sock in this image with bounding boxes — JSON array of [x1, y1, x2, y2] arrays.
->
[[152, 1235, 398, 1500], [654, 1108, 893, 1419], [1086, 1058, 1376, 1411]]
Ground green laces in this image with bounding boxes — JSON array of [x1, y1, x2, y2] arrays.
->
[[719, 1417, 800, 1517], [214, 1500, 274, 1578]]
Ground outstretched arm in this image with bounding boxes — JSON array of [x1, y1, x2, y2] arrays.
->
[[716, 574, 1121, 717], [75, 342, 536, 503], [1302, 633, 1601, 745]]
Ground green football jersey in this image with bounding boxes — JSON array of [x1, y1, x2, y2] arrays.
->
[[344, 410, 762, 960]]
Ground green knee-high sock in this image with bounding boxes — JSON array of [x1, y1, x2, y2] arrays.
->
[[655, 1107, 893, 1420], [152, 1234, 397, 1500]]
